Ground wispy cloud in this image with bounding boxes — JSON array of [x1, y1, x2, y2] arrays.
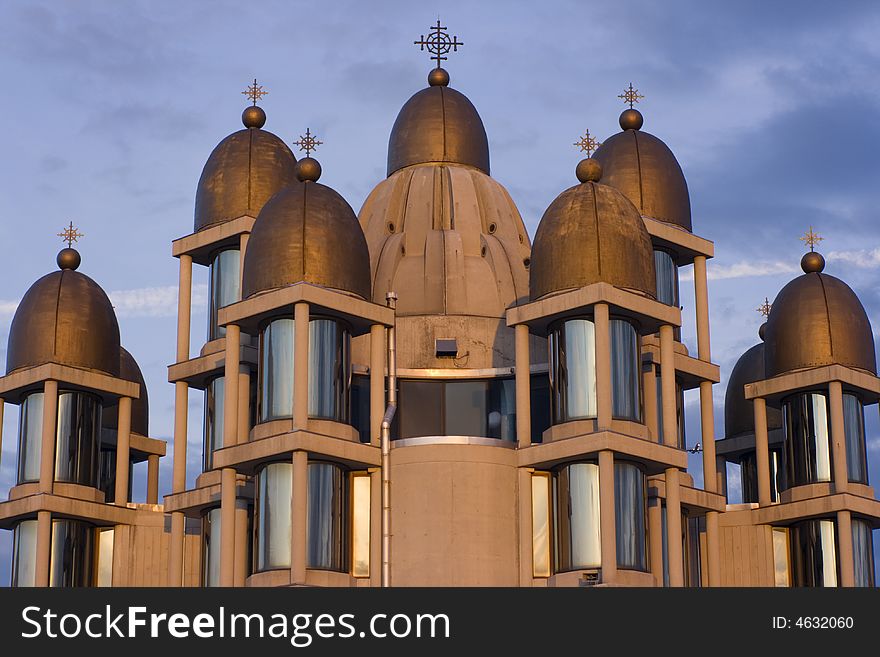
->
[[827, 248, 880, 268], [681, 261, 798, 282]]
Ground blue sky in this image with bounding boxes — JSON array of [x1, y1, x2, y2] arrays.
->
[[1, 0, 879, 584]]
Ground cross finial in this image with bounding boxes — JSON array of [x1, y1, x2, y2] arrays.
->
[[58, 221, 84, 248], [757, 297, 772, 318], [800, 226, 823, 252], [242, 78, 268, 106], [414, 19, 464, 68], [618, 82, 645, 109], [293, 128, 323, 157], [573, 129, 602, 157]]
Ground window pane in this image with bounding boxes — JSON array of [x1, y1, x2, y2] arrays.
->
[[615, 462, 647, 570], [208, 249, 240, 340], [656, 375, 685, 448], [202, 507, 222, 587], [550, 319, 597, 422], [555, 463, 601, 571], [531, 473, 551, 577], [350, 374, 371, 443], [307, 463, 345, 571], [255, 462, 293, 570], [96, 528, 114, 588], [309, 319, 350, 421], [653, 250, 679, 307], [789, 518, 838, 587], [397, 380, 442, 438], [203, 376, 225, 470], [260, 319, 295, 421], [783, 393, 832, 486], [351, 474, 371, 577], [529, 374, 551, 443], [852, 518, 875, 587], [772, 527, 791, 587], [11, 519, 38, 587], [49, 519, 95, 587], [55, 392, 102, 487], [843, 394, 868, 484], [17, 392, 43, 483], [610, 320, 641, 421], [445, 381, 489, 437]]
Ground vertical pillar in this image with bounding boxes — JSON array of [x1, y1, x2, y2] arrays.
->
[[293, 303, 310, 429], [233, 499, 249, 586], [238, 233, 250, 290], [224, 324, 241, 448], [705, 511, 721, 587], [598, 450, 617, 583], [146, 455, 159, 504], [594, 303, 613, 431], [169, 254, 192, 586], [665, 468, 684, 587], [643, 365, 659, 441], [219, 467, 236, 586], [647, 497, 663, 585], [693, 255, 711, 362], [39, 380, 58, 494], [369, 468, 382, 587], [659, 325, 677, 446], [836, 509, 855, 587], [699, 381, 717, 492], [0, 398, 4, 467], [370, 324, 385, 447], [237, 366, 250, 444], [515, 324, 532, 447], [754, 397, 771, 507], [35, 510, 52, 587], [828, 381, 848, 494], [291, 450, 308, 584], [114, 397, 132, 505]]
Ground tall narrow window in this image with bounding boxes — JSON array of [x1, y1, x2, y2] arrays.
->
[[554, 462, 601, 571], [254, 462, 293, 571], [96, 528, 114, 588], [208, 249, 240, 340], [549, 319, 597, 422], [656, 374, 685, 448], [615, 462, 647, 571], [789, 519, 838, 587], [48, 520, 95, 587], [772, 527, 791, 587], [307, 463, 345, 571], [783, 393, 832, 486], [350, 473, 371, 578], [531, 472, 552, 578], [260, 318, 295, 422], [16, 392, 43, 483], [202, 507, 222, 587], [842, 394, 868, 484], [852, 518, 875, 587], [610, 319, 641, 421], [11, 519, 37, 587], [653, 250, 679, 307], [203, 376, 225, 470]]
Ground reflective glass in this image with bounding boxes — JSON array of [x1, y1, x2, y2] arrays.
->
[[685, 515, 703, 587], [843, 394, 868, 484], [783, 393, 832, 486], [653, 250, 679, 307], [852, 518, 875, 588], [351, 474, 371, 577], [789, 518, 838, 587], [55, 392, 102, 487], [307, 463, 345, 571], [17, 392, 43, 483], [739, 448, 784, 503], [549, 319, 597, 422], [202, 507, 222, 587], [255, 462, 293, 571], [309, 319, 350, 422], [49, 519, 95, 587], [11, 519, 38, 587], [208, 249, 240, 340], [531, 473, 551, 577], [555, 463, 601, 571], [350, 374, 371, 443], [610, 320, 641, 421], [772, 527, 791, 587], [530, 374, 551, 444], [97, 447, 132, 503], [260, 319, 295, 421], [96, 528, 114, 587], [615, 462, 647, 570], [203, 376, 225, 470]]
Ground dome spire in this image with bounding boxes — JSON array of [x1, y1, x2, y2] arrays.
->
[[573, 129, 603, 183], [56, 221, 83, 270], [241, 79, 268, 129], [799, 226, 826, 273], [618, 82, 645, 131], [292, 128, 323, 182], [756, 296, 771, 340], [414, 18, 463, 87]]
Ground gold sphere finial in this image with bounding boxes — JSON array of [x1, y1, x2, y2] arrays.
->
[[415, 19, 463, 69], [619, 108, 644, 131], [576, 158, 603, 183], [295, 157, 322, 183], [801, 251, 825, 273], [428, 67, 450, 86], [242, 105, 266, 129], [57, 247, 81, 271], [758, 322, 767, 341]]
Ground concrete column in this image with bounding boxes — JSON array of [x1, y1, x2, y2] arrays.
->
[[168, 513, 185, 586], [515, 324, 532, 447], [648, 497, 663, 584], [705, 511, 721, 587], [836, 509, 855, 587], [828, 381, 848, 494], [39, 380, 58, 494], [114, 396, 132, 505], [219, 467, 236, 586], [643, 365, 659, 442], [224, 324, 241, 448], [370, 324, 385, 447], [146, 454, 159, 504], [233, 499, 249, 586], [699, 381, 717, 493], [594, 303, 613, 431], [665, 468, 684, 587], [598, 450, 617, 583], [35, 510, 52, 587], [0, 398, 4, 467], [176, 255, 193, 362], [754, 397, 771, 506], [291, 450, 308, 584], [659, 325, 677, 446], [369, 468, 382, 586], [293, 303, 310, 429], [237, 365, 250, 444], [693, 255, 711, 362]]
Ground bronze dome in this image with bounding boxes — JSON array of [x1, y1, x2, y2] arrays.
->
[[242, 179, 371, 300], [103, 347, 149, 436], [387, 81, 489, 177], [724, 342, 782, 439], [6, 267, 121, 376], [764, 267, 876, 376], [194, 127, 298, 232], [593, 117, 691, 232], [529, 177, 656, 301]]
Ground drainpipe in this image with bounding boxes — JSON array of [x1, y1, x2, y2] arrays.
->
[[381, 291, 398, 588]]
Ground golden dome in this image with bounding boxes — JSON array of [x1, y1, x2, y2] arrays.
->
[[242, 172, 371, 300], [764, 257, 876, 376], [529, 165, 656, 301], [194, 117, 298, 232], [593, 110, 692, 232], [6, 253, 121, 376], [103, 347, 149, 436], [724, 340, 782, 439], [387, 73, 489, 177]]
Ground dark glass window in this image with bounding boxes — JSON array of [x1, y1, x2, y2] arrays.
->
[[783, 393, 832, 487], [615, 462, 647, 571], [208, 249, 240, 340], [203, 376, 225, 470], [16, 392, 43, 483], [307, 463, 346, 571], [611, 320, 641, 421], [350, 374, 371, 443], [789, 518, 838, 587], [739, 448, 785, 503], [97, 447, 132, 503], [852, 518, 875, 587], [530, 373, 551, 444], [48, 519, 96, 587], [653, 250, 679, 307], [202, 507, 221, 587], [842, 394, 868, 484]]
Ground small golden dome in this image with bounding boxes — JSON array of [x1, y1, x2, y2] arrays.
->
[[295, 156, 322, 183], [593, 115, 691, 231], [103, 347, 149, 436], [764, 260, 876, 376], [575, 158, 603, 183], [242, 179, 371, 300], [724, 341, 782, 439], [194, 122, 298, 232], [6, 257, 121, 376], [387, 78, 489, 177], [241, 105, 266, 129], [529, 178, 656, 301]]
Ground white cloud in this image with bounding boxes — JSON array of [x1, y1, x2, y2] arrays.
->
[[681, 261, 797, 282], [826, 248, 880, 268]]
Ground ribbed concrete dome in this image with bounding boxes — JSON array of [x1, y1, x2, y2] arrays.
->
[[724, 342, 782, 439]]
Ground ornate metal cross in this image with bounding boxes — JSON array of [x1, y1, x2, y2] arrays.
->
[[293, 128, 322, 157], [242, 79, 268, 105], [573, 129, 602, 157], [756, 297, 772, 318], [414, 19, 463, 68], [800, 226, 823, 252], [58, 221, 84, 247], [618, 82, 645, 109]]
